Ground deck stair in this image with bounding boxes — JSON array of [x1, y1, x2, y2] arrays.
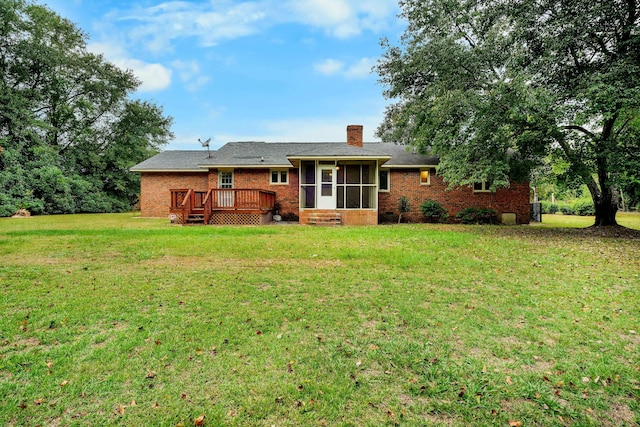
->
[[185, 213, 205, 224], [307, 211, 342, 226]]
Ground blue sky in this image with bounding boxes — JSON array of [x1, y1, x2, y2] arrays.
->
[[44, 0, 404, 150]]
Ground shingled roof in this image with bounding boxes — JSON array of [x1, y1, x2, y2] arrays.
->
[[130, 142, 439, 172], [130, 150, 210, 172]]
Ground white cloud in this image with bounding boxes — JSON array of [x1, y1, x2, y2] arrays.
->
[[88, 42, 172, 92], [121, 1, 268, 52], [314, 59, 344, 76], [344, 57, 376, 78], [172, 60, 210, 92], [107, 0, 398, 52], [284, 0, 399, 38], [314, 57, 375, 79]]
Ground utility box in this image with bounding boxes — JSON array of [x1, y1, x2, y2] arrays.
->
[[530, 202, 542, 222], [501, 213, 517, 225]]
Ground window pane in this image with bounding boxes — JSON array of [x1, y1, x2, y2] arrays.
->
[[322, 183, 332, 196], [379, 170, 389, 190], [473, 182, 483, 191], [321, 169, 332, 183], [337, 165, 345, 184], [271, 171, 278, 183], [280, 171, 287, 183], [346, 165, 360, 184], [362, 186, 376, 208], [337, 187, 344, 209], [303, 162, 315, 184], [346, 186, 360, 208], [302, 186, 315, 208], [220, 172, 233, 188], [420, 169, 430, 184], [362, 163, 375, 184]]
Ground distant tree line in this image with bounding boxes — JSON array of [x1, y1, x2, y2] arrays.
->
[[0, 0, 173, 216]]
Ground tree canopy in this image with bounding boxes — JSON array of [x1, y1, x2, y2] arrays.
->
[[376, 0, 640, 226], [0, 0, 173, 216]]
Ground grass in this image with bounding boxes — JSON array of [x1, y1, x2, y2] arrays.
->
[[539, 212, 640, 229], [0, 213, 638, 426]]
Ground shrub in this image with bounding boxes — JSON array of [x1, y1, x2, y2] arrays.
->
[[540, 201, 559, 214], [420, 199, 448, 223], [559, 204, 575, 215], [572, 199, 595, 216], [398, 196, 410, 223], [455, 207, 498, 224]]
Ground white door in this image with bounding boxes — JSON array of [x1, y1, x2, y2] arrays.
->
[[218, 171, 234, 208], [317, 166, 336, 209]]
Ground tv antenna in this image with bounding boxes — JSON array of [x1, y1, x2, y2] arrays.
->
[[198, 137, 211, 158]]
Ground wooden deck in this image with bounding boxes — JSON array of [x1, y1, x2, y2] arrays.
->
[[170, 189, 276, 225]]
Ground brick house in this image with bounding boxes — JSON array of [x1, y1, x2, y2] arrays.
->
[[130, 125, 530, 225]]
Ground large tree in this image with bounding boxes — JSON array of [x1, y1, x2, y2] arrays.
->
[[0, 0, 173, 216], [376, 0, 640, 226]]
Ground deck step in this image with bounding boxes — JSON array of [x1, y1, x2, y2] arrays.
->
[[185, 214, 205, 224]]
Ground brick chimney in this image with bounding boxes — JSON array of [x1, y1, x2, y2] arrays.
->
[[346, 125, 363, 147]]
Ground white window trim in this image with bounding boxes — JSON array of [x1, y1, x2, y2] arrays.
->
[[219, 170, 234, 189], [420, 168, 431, 185], [473, 181, 491, 193], [270, 169, 289, 185], [378, 169, 390, 192]]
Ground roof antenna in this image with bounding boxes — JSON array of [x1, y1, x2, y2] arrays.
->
[[198, 138, 211, 158]]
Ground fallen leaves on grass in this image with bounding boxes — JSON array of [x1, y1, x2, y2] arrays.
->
[[194, 414, 205, 426]]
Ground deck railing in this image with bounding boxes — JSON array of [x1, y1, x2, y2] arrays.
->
[[206, 189, 276, 211], [171, 189, 276, 224]]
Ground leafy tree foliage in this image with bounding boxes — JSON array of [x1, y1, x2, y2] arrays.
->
[[0, 0, 173, 216], [376, 0, 640, 226]]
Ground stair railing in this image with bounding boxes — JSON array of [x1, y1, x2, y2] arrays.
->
[[180, 189, 194, 225], [202, 189, 213, 224]]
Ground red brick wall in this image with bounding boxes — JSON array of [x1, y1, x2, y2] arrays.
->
[[139, 172, 208, 217], [140, 167, 529, 224], [212, 168, 300, 218], [378, 169, 530, 224], [230, 169, 300, 218]]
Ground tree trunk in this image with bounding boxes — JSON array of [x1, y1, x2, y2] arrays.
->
[[593, 185, 618, 226]]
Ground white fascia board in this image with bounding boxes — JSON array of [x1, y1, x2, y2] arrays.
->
[[197, 163, 294, 169], [288, 156, 392, 161], [382, 164, 438, 168], [131, 168, 206, 173]]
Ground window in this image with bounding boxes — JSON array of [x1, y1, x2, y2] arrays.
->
[[379, 170, 389, 192], [300, 161, 316, 208], [219, 171, 233, 188], [420, 169, 431, 185], [473, 181, 491, 192], [270, 169, 289, 185], [336, 161, 377, 209]]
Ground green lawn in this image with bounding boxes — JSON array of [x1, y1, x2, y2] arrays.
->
[[539, 212, 640, 230], [1, 214, 638, 426]]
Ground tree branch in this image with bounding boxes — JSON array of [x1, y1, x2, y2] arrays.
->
[[556, 136, 600, 201], [563, 125, 596, 140], [614, 116, 633, 140]]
